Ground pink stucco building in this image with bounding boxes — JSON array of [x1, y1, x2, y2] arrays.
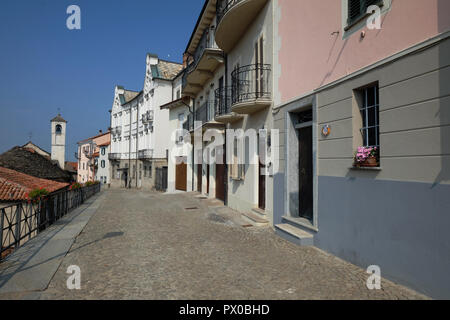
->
[[272, 0, 450, 298]]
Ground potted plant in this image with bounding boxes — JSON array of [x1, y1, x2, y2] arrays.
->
[[354, 146, 379, 168], [26, 187, 50, 203], [70, 182, 82, 190]]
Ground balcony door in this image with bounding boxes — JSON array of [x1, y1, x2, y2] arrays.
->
[[232, 63, 240, 104], [298, 125, 313, 221], [218, 76, 224, 114], [255, 36, 264, 98]]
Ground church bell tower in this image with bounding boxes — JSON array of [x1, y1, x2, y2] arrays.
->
[[51, 114, 67, 169]]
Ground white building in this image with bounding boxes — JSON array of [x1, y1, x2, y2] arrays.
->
[[178, 0, 274, 226], [109, 53, 183, 189], [160, 70, 193, 193], [94, 140, 111, 185]]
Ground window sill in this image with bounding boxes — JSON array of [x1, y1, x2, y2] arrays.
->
[[349, 166, 382, 171], [282, 215, 318, 233]]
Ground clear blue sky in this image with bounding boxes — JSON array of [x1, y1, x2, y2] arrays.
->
[[0, 0, 204, 162]]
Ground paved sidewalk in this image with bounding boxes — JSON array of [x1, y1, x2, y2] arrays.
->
[[0, 189, 428, 300], [0, 192, 105, 299]]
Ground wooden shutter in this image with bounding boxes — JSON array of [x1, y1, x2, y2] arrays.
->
[[349, 0, 381, 24], [348, 0, 361, 23]]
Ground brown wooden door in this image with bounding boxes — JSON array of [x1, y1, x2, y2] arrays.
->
[[206, 165, 210, 194], [258, 162, 266, 210], [197, 164, 202, 192], [175, 158, 187, 191], [215, 163, 225, 201], [298, 126, 313, 220]]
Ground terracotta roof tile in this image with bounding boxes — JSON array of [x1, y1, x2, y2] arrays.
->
[[157, 60, 183, 80], [0, 167, 69, 201]]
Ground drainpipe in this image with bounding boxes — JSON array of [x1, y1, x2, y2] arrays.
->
[[192, 97, 196, 192], [128, 105, 131, 188], [224, 53, 228, 206], [136, 102, 139, 188]]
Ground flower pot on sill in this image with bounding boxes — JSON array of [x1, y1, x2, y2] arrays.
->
[[357, 156, 379, 168]]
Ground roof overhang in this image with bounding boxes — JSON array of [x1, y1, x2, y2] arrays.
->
[[160, 96, 192, 110], [185, 0, 217, 55]]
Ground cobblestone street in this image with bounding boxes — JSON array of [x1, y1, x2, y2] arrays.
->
[[5, 189, 428, 300]]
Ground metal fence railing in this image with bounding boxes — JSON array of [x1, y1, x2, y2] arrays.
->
[[0, 183, 101, 261]]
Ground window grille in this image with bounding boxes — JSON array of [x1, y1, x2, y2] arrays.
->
[[360, 84, 380, 148]]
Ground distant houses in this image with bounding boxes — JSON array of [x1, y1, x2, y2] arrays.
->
[[76, 130, 111, 184]]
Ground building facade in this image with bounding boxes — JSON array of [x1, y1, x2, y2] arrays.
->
[[272, 0, 450, 298], [94, 139, 111, 185], [109, 54, 183, 189], [77, 131, 110, 184], [181, 0, 228, 202], [160, 71, 193, 193]]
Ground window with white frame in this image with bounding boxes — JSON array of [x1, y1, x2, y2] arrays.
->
[[359, 84, 380, 148]]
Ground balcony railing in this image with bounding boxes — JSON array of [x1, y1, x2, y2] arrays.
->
[[138, 149, 153, 160], [141, 110, 154, 123], [216, 0, 243, 25], [215, 86, 233, 117], [108, 153, 121, 160], [195, 101, 215, 127], [112, 126, 122, 136], [183, 114, 194, 132], [231, 64, 271, 104], [182, 28, 221, 90]]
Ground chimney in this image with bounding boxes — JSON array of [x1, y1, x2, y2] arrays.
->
[[99, 130, 103, 134]]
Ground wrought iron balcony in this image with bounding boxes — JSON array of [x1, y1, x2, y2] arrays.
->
[[195, 101, 216, 128], [215, 0, 268, 52], [230, 63, 272, 114], [214, 87, 244, 123], [112, 126, 122, 136], [108, 153, 121, 160], [183, 114, 194, 132], [182, 28, 224, 97], [138, 149, 153, 160], [141, 110, 154, 123]]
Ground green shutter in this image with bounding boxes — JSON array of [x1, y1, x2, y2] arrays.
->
[[348, 0, 381, 24]]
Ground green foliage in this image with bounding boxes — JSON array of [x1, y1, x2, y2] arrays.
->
[[26, 188, 50, 202]]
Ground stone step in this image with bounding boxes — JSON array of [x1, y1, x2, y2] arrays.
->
[[251, 207, 267, 218], [241, 211, 269, 227], [275, 223, 314, 246]]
